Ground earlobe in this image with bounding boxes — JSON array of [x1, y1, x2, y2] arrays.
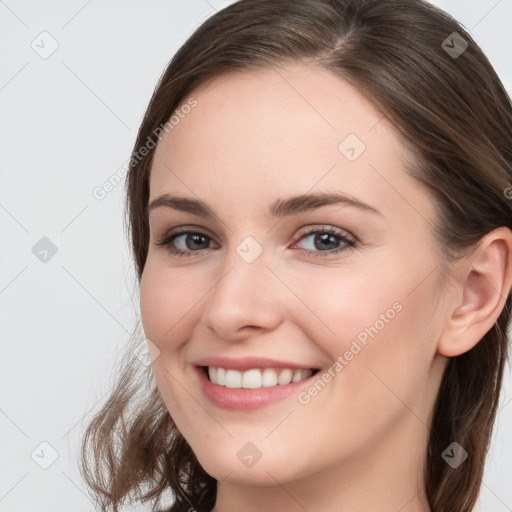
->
[[438, 227, 512, 358]]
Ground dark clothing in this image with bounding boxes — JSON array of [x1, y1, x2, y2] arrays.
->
[[156, 504, 186, 512], [157, 505, 187, 512]]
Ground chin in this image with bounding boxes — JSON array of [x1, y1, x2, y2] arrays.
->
[[194, 446, 302, 486]]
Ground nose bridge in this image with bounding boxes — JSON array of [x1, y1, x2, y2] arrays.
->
[[201, 235, 283, 336]]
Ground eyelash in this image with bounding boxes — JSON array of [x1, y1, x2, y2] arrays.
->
[[155, 226, 357, 259]]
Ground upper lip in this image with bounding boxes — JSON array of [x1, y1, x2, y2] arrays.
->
[[194, 356, 319, 372]]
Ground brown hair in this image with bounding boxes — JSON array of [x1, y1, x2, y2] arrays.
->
[[79, 1, 512, 511]]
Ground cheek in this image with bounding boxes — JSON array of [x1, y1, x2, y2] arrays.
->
[[139, 268, 169, 344], [288, 262, 405, 355], [291, 259, 437, 401], [139, 261, 202, 347], [140, 264, 205, 434]]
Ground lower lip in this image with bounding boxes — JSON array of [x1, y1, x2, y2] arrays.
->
[[195, 366, 319, 411]]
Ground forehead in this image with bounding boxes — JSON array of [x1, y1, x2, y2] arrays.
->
[[157, 62, 396, 163], [149, 62, 431, 226]]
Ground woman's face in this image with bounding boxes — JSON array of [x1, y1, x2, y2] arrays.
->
[[140, 62, 450, 490]]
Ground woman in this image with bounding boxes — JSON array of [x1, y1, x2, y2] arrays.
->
[[80, 1, 512, 511]]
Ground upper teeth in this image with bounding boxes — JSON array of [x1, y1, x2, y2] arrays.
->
[[207, 366, 313, 388]]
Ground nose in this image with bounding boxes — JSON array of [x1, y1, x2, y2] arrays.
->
[[199, 244, 284, 341]]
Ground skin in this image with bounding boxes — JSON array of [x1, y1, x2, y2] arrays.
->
[[139, 62, 512, 512]]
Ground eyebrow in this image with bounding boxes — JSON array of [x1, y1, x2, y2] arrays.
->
[[147, 192, 382, 219]]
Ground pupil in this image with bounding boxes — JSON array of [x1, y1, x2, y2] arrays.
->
[[187, 234, 208, 250], [315, 233, 337, 250]]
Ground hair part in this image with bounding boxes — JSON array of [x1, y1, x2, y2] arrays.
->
[[80, 1, 512, 511]]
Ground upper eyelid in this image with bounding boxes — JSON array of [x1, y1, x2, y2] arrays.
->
[[156, 225, 217, 243]]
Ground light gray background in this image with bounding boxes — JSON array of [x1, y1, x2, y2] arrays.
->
[[1, 1, 511, 511]]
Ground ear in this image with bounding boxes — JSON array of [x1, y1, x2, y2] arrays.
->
[[438, 227, 512, 357]]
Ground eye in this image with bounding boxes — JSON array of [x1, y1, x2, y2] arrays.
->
[[155, 229, 218, 257], [292, 226, 356, 258]]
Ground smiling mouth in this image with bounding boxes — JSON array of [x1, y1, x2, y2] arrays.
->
[[200, 365, 321, 389]]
